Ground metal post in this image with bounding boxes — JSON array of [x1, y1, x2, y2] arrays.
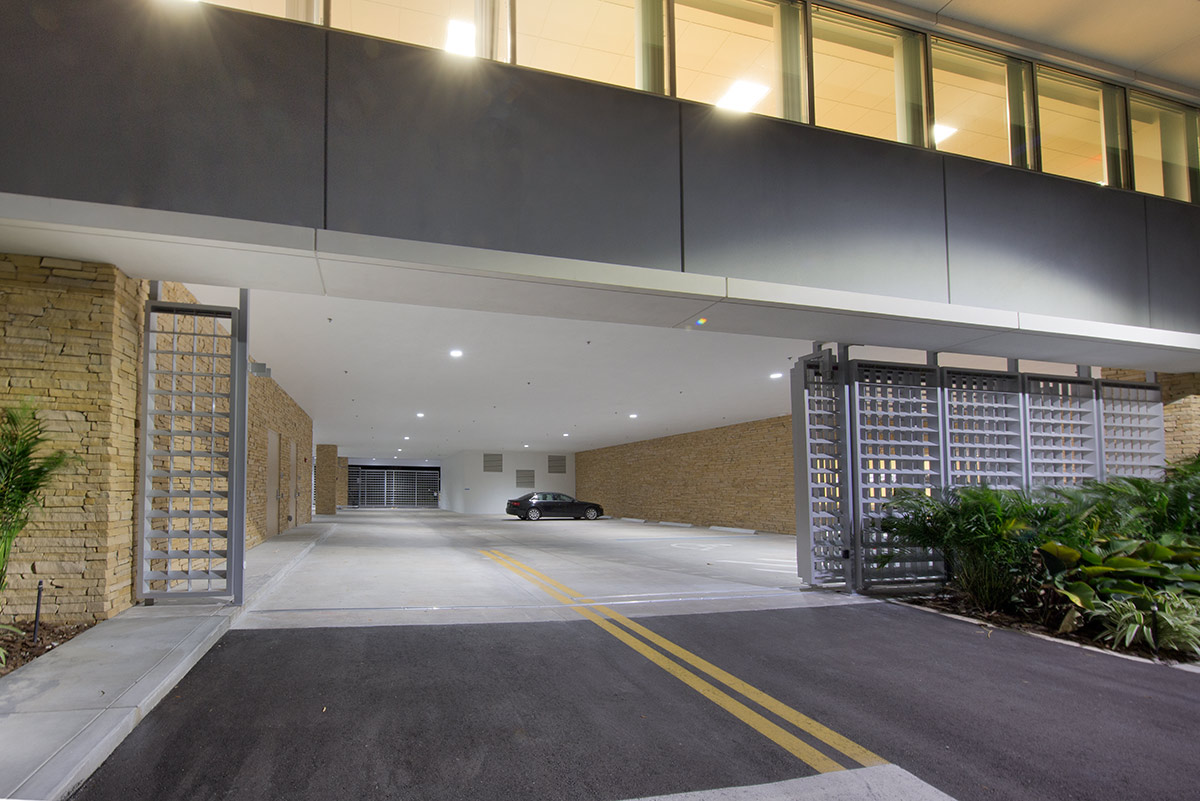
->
[[33, 580, 43, 643], [777, 2, 807, 123], [791, 357, 813, 584], [1006, 60, 1035, 169], [894, 30, 926, 147], [1101, 83, 1130, 189], [837, 345, 861, 591], [636, 0, 667, 95], [229, 290, 250, 605]]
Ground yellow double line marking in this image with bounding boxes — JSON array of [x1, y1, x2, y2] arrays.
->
[[481, 549, 886, 774]]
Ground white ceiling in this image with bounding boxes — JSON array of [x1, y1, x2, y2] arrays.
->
[[187, 284, 808, 461]]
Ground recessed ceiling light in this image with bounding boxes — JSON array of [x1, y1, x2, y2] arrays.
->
[[717, 80, 770, 112], [563, 433, 569, 437], [417, 413, 425, 418], [449, 349, 463, 358], [770, 372, 783, 379], [444, 20, 476, 57], [629, 413, 638, 418], [523, 444, 529, 448], [397, 448, 402, 452], [933, 123, 957, 144], [404, 436, 410, 440]]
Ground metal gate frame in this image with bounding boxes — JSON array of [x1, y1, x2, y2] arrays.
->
[[137, 297, 247, 603], [794, 348, 1165, 590]]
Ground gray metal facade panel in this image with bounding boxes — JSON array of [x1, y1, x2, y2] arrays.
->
[[0, 0, 326, 228], [679, 105, 950, 302], [944, 159, 1151, 326], [1145, 198, 1200, 332], [325, 32, 683, 271]]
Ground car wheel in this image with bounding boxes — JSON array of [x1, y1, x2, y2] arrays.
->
[[527, 508, 541, 521], [584, 507, 599, 520]]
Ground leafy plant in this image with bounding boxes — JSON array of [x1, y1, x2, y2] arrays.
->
[[1037, 535, 1200, 611], [883, 486, 1040, 612], [0, 403, 73, 665], [1093, 592, 1200, 656]]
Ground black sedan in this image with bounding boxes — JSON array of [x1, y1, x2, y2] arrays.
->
[[506, 492, 603, 521]]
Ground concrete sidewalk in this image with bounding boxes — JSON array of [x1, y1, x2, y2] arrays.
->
[[0, 520, 336, 801]]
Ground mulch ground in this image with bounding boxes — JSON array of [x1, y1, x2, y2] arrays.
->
[[0, 619, 96, 678]]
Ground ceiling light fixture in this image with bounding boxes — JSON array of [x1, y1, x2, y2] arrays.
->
[[417, 413, 425, 418], [717, 80, 769, 112], [629, 413, 638, 418], [770, 372, 783, 379], [444, 20, 476, 57], [933, 123, 957, 144], [563, 433, 569, 437], [523, 444, 529, 448], [449, 349, 463, 358], [404, 436, 410, 440]]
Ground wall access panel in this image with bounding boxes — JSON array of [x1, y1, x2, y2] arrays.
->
[[944, 158, 1150, 327], [1146, 198, 1200, 333], [680, 105, 949, 302], [325, 33, 683, 271], [0, 1, 326, 228]]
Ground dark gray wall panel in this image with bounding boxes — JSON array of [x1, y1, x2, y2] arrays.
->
[[1146, 198, 1200, 332], [326, 34, 681, 271], [680, 106, 949, 302], [945, 160, 1150, 326], [0, 0, 325, 228]]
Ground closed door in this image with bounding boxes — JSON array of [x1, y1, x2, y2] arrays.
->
[[266, 430, 280, 538], [288, 441, 297, 526]]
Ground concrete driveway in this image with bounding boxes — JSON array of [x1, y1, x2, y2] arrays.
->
[[67, 511, 1199, 801]]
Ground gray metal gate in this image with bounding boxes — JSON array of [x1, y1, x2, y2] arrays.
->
[[138, 300, 246, 601], [347, 466, 441, 508], [794, 349, 1165, 590]]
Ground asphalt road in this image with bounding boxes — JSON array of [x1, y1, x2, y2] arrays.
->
[[70, 602, 1198, 801]]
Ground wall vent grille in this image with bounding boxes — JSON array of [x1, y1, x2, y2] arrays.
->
[[548, 454, 567, 473], [516, 469, 535, 488], [483, 453, 503, 472]]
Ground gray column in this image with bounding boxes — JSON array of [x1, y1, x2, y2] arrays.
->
[[636, 0, 667, 94], [777, 3, 807, 123], [1100, 83, 1130, 188], [475, 0, 504, 61], [894, 30, 926, 146], [1006, 60, 1035, 169], [1159, 108, 1190, 201]]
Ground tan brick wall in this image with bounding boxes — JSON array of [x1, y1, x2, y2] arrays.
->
[[337, 457, 349, 507], [576, 416, 795, 534], [0, 262, 314, 623], [1102, 368, 1200, 464], [1, 255, 146, 623], [315, 444, 338, 514]]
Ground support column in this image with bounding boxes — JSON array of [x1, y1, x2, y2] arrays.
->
[[636, 0, 667, 94], [315, 444, 338, 515], [1006, 60, 1036, 169], [1101, 83, 1130, 188], [337, 457, 349, 507], [894, 30, 926, 146], [777, 2, 807, 123], [475, 0, 504, 61]]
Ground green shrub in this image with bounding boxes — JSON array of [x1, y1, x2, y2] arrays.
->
[[1093, 592, 1200, 656], [883, 486, 1039, 612]]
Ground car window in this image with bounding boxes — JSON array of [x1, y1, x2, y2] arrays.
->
[[560, 494, 575, 502]]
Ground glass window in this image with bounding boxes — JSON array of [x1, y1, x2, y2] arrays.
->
[[811, 7, 926, 145], [332, 0, 510, 61], [1130, 92, 1199, 202], [516, 0, 647, 92], [1035, 66, 1118, 185], [930, 39, 1014, 166], [202, 0, 311, 22], [673, 0, 789, 119]]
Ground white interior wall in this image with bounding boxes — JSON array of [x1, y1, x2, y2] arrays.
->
[[439, 450, 576, 515]]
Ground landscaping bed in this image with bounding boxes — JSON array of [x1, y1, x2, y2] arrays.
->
[[0, 619, 95, 678]]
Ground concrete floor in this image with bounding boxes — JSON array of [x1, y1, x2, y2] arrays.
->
[[65, 510, 1200, 801]]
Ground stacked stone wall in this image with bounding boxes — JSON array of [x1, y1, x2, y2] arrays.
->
[[0, 255, 146, 622], [315, 444, 338, 514], [576, 416, 795, 534]]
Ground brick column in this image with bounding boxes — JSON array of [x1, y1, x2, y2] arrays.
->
[[315, 444, 338, 515], [337, 457, 349, 507]]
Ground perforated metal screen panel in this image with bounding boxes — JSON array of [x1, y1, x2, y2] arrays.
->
[[1100, 382, 1166, 478], [944, 370, 1024, 488], [1024, 376, 1099, 486], [799, 359, 846, 585], [851, 363, 945, 584], [140, 302, 243, 599]]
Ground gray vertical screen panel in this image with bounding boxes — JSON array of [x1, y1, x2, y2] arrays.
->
[[944, 159, 1150, 326], [1146, 198, 1200, 332], [326, 33, 682, 271], [679, 105, 950, 302], [0, 0, 326, 228]]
